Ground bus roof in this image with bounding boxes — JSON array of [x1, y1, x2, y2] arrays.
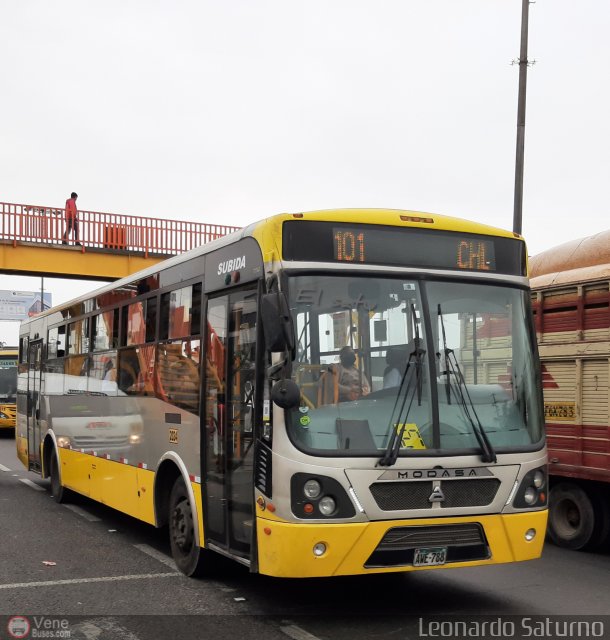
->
[[530, 229, 610, 288], [20, 208, 521, 327]]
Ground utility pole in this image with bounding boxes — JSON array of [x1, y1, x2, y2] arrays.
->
[[512, 0, 534, 236]]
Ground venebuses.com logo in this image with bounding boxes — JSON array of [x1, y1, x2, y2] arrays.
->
[[6, 615, 71, 639]]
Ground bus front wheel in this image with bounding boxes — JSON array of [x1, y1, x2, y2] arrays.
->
[[547, 482, 609, 550], [49, 450, 69, 504], [169, 476, 212, 577]]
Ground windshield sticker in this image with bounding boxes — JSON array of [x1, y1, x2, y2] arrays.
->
[[395, 423, 426, 449]]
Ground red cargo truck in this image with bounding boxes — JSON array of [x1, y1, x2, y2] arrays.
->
[[530, 230, 610, 550]]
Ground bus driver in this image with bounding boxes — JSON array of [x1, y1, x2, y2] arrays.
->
[[336, 346, 370, 401]]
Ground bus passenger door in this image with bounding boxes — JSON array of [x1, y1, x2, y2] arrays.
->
[[204, 288, 257, 560], [27, 340, 43, 472]]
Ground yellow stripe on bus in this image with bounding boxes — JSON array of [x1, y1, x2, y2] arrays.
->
[[58, 448, 156, 525]]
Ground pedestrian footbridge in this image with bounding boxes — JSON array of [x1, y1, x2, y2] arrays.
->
[[0, 201, 239, 281]]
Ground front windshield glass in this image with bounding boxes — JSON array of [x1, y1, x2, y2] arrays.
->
[[0, 357, 17, 403], [286, 275, 542, 457]]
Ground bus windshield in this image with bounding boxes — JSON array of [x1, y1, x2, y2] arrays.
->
[[286, 274, 543, 457], [0, 355, 18, 404]]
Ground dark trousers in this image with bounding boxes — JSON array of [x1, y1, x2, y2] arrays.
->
[[63, 217, 79, 242]]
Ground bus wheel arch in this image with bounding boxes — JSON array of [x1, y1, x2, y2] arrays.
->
[[153, 458, 183, 529]]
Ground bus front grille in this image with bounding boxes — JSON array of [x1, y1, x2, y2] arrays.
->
[[365, 523, 490, 568], [370, 479, 500, 510]]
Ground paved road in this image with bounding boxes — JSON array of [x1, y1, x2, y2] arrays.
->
[[1, 433, 609, 640]]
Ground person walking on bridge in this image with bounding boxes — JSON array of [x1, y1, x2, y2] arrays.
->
[[62, 192, 80, 246]]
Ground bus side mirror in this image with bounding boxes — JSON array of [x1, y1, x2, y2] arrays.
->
[[261, 292, 294, 353], [271, 379, 300, 409]]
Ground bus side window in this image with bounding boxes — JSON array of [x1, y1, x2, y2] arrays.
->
[[57, 326, 66, 358]]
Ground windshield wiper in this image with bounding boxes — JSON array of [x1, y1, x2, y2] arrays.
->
[[437, 304, 497, 464], [378, 306, 426, 467]]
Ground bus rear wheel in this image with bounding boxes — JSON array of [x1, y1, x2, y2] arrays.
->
[[49, 450, 69, 504], [169, 476, 214, 577], [547, 482, 609, 550]]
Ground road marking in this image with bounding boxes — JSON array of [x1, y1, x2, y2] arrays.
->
[[280, 625, 321, 640], [133, 543, 178, 570], [63, 504, 102, 522], [0, 464, 11, 472], [73, 619, 142, 640], [0, 572, 180, 591], [19, 478, 46, 491]]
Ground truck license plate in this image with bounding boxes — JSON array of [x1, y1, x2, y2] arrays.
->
[[413, 547, 448, 566]]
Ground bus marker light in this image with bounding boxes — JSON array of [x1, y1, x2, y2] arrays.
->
[[292, 213, 304, 218], [304, 503, 314, 514], [264, 527, 272, 536], [400, 215, 434, 224], [525, 528, 536, 541], [313, 543, 326, 557], [267, 503, 276, 513]]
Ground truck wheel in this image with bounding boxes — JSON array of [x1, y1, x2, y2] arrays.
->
[[169, 476, 218, 577], [547, 483, 609, 550], [49, 450, 69, 504]]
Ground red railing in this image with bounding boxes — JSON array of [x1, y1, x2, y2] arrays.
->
[[0, 201, 240, 257]]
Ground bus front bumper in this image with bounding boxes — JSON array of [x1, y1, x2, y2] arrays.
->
[[256, 510, 547, 578]]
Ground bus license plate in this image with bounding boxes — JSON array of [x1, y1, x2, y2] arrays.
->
[[413, 547, 447, 566]]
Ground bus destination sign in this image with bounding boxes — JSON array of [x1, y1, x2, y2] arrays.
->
[[282, 221, 525, 276]]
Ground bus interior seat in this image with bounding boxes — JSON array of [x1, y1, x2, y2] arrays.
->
[[317, 366, 339, 406]]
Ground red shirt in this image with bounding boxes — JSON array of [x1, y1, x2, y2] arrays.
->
[[65, 198, 78, 220]]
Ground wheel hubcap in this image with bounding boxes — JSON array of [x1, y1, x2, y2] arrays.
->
[[172, 499, 194, 552]]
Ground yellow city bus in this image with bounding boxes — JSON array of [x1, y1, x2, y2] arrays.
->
[[16, 209, 547, 577], [0, 346, 18, 432]]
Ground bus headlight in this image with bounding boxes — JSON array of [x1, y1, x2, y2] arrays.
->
[[291, 473, 356, 519], [0, 412, 8, 419], [56, 436, 71, 448], [318, 496, 336, 516], [303, 479, 321, 499], [513, 466, 547, 508], [523, 487, 537, 505]]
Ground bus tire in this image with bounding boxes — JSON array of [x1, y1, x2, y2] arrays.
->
[[49, 450, 69, 504], [547, 482, 608, 550], [169, 476, 210, 577]]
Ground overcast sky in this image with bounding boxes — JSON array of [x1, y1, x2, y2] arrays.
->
[[1, 1, 608, 343]]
